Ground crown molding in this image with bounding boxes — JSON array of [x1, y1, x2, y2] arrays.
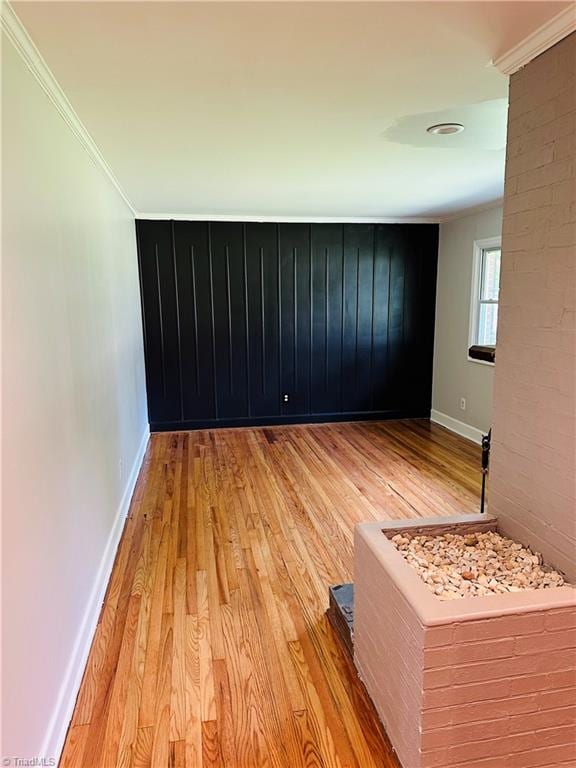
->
[[437, 198, 503, 224], [136, 202, 504, 225], [136, 212, 443, 224], [1, 0, 136, 214], [493, 5, 576, 76]]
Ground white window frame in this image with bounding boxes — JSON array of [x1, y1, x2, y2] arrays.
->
[[468, 236, 501, 366]]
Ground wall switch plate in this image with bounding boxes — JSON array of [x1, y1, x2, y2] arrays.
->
[[460, 397, 466, 411]]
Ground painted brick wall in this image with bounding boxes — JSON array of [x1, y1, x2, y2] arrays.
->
[[354, 530, 427, 768], [490, 32, 576, 581], [355, 521, 576, 768], [420, 609, 576, 768]]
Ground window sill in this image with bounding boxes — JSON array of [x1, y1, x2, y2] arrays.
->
[[467, 356, 495, 367]]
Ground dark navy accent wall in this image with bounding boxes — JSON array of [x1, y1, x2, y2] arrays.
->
[[136, 220, 438, 431]]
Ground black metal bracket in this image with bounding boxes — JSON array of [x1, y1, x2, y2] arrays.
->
[[480, 429, 491, 514]]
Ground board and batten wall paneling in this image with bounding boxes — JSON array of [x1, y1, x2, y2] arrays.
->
[[137, 220, 181, 423], [173, 221, 215, 422], [246, 222, 281, 418], [210, 222, 250, 419], [279, 223, 312, 417], [136, 220, 439, 430]]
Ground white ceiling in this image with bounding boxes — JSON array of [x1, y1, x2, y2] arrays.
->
[[13, 1, 571, 220]]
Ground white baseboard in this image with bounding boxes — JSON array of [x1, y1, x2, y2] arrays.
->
[[430, 409, 485, 445], [40, 425, 150, 762]]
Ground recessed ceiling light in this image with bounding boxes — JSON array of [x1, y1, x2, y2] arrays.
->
[[426, 123, 465, 135]]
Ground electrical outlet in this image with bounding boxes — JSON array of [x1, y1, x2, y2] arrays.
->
[[460, 397, 466, 411], [283, 393, 289, 403]]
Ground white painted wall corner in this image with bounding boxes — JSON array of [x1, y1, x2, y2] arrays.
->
[[430, 409, 484, 445], [39, 425, 150, 762]]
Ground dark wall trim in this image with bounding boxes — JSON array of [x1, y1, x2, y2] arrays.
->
[[137, 220, 439, 432], [150, 409, 430, 433]]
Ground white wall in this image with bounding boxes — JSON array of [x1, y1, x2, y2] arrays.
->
[[432, 205, 503, 440], [1, 35, 148, 760]]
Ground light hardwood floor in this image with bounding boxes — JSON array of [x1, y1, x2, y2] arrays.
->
[[60, 419, 481, 768]]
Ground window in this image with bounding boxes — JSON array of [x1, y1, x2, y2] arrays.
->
[[469, 237, 501, 358]]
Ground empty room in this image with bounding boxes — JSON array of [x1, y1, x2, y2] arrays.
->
[[2, 1, 575, 767]]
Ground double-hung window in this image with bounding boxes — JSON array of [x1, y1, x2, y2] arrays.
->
[[469, 237, 501, 360]]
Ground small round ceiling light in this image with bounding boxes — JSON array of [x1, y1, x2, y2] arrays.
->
[[426, 123, 465, 135]]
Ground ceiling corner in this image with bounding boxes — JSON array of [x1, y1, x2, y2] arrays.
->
[[492, 4, 576, 76]]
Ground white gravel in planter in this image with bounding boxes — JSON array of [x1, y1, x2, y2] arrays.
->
[[390, 530, 567, 600]]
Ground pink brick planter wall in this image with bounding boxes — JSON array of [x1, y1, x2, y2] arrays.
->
[[354, 515, 576, 768]]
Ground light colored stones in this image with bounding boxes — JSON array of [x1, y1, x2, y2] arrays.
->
[[390, 530, 568, 600]]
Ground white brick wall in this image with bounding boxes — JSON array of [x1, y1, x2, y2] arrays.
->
[[490, 32, 576, 581]]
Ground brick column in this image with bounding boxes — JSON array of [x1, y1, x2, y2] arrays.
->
[[490, 33, 576, 580]]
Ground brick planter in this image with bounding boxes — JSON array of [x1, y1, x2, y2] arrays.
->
[[354, 514, 576, 768]]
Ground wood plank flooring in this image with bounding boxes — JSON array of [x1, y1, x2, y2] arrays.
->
[[60, 419, 481, 768]]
